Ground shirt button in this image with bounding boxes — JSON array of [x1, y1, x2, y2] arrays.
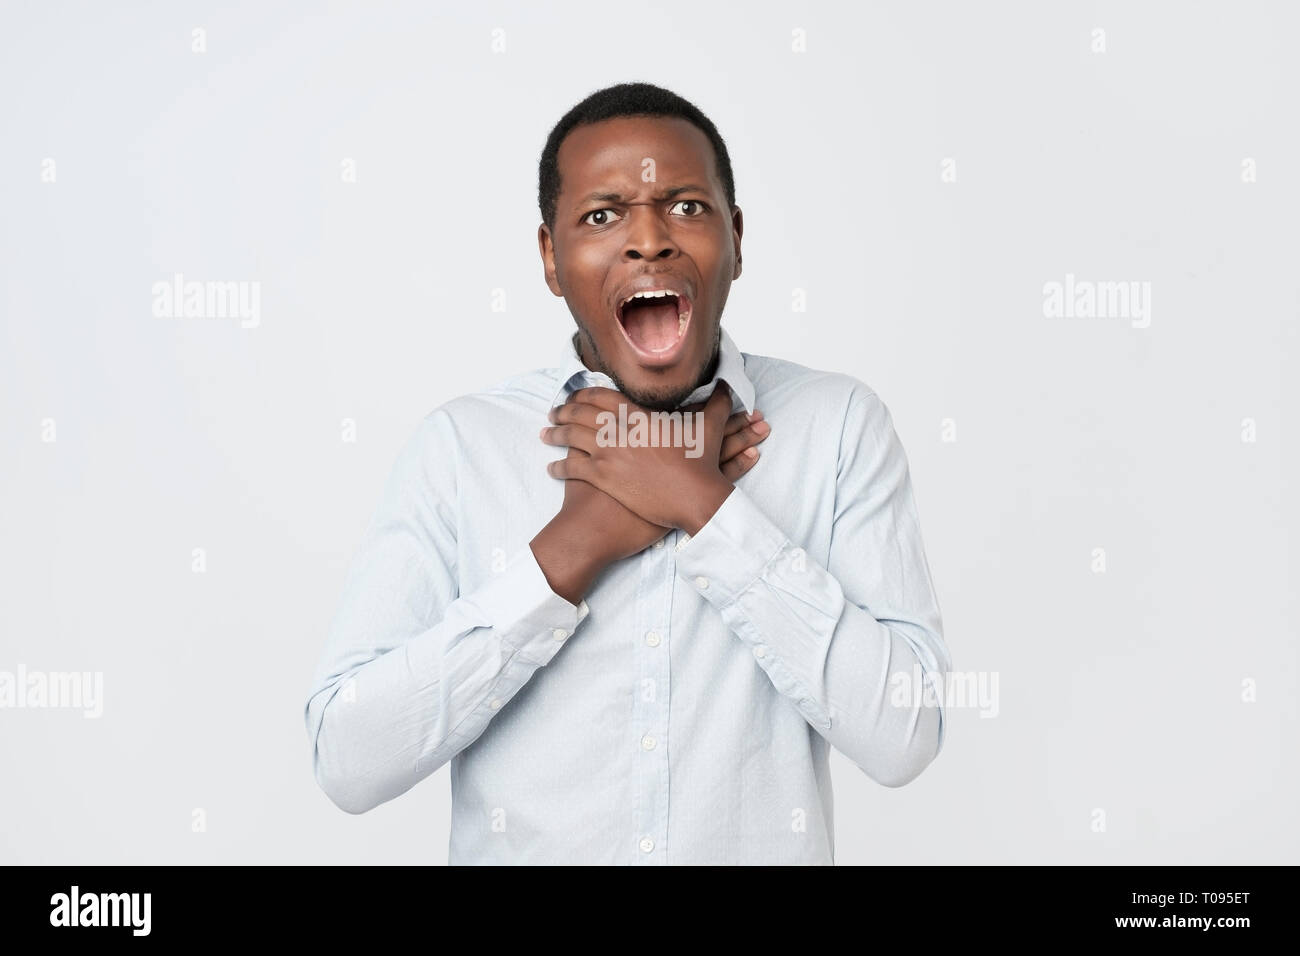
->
[[552, 628, 568, 641], [639, 836, 655, 853], [489, 698, 503, 710], [645, 630, 661, 647], [754, 645, 767, 659], [652, 539, 665, 549], [641, 734, 657, 751], [694, 576, 709, 590]]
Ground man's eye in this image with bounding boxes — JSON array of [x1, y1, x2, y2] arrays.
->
[[670, 200, 708, 217], [582, 208, 622, 226]]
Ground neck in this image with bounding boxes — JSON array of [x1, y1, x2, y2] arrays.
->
[[571, 326, 723, 409]]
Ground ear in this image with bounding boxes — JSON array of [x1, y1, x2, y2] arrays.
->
[[730, 206, 744, 280], [538, 223, 563, 296]]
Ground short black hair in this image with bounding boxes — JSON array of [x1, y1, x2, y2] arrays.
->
[[538, 82, 736, 232]]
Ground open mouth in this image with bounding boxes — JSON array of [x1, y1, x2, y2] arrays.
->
[[615, 289, 693, 365]]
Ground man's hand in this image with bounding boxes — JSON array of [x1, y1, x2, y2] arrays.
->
[[541, 384, 747, 534], [712, 404, 771, 483], [530, 391, 770, 603]]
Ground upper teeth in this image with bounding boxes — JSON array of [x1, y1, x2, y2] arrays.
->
[[622, 289, 677, 307]]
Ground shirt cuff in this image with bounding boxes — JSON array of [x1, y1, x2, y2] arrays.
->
[[674, 486, 788, 606], [457, 545, 590, 667]]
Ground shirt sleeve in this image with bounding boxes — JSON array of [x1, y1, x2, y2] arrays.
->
[[673, 388, 951, 788], [302, 410, 589, 815]]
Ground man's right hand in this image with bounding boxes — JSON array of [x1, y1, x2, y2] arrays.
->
[[530, 407, 770, 604]]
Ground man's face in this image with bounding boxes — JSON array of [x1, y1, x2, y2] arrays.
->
[[539, 115, 743, 411]]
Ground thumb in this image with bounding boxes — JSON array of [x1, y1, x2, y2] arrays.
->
[[705, 381, 733, 424]]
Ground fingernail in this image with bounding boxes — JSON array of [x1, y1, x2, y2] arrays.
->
[[753, 420, 770, 435], [744, 447, 758, 459], [750, 409, 763, 422]]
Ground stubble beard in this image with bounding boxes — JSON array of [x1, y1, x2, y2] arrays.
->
[[574, 323, 721, 412]]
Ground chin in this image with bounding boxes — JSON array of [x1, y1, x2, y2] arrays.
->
[[604, 326, 721, 412], [617, 379, 696, 412]]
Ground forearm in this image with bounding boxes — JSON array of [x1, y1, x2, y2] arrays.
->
[[675, 486, 950, 788], [703, 559, 946, 787], [305, 544, 587, 814]]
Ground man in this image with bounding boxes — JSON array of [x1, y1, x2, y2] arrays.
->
[[303, 82, 951, 865]]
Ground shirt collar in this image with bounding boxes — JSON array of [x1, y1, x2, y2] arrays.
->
[[549, 326, 756, 416]]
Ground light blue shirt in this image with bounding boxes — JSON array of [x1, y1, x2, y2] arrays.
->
[[303, 326, 951, 864]]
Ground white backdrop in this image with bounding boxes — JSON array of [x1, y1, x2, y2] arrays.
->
[[1, 0, 1295, 864]]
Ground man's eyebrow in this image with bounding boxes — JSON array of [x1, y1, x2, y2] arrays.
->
[[577, 184, 711, 205]]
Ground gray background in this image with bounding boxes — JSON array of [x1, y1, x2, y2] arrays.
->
[[1, 0, 1295, 864]]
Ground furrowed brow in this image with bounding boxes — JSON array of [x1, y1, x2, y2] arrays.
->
[[577, 184, 710, 207]]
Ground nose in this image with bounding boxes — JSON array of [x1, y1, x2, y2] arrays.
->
[[622, 205, 679, 261]]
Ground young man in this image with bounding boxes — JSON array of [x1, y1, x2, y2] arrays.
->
[[303, 82, 951, 865]]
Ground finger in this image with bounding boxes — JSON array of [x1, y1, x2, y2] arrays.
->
[[541, 423, 599, 455], [722, 408, 764, 439], [703, 381, 733, 426], [566, 386, 635, 414], [548, 402, 607, 429], [547, 454, 593, 481], [718, 419, 771, 461], [723, 410, 749, 437], [720, 447, 759, 482]]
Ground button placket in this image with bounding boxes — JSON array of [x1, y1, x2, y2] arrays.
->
[[632, 530, 672, 863]]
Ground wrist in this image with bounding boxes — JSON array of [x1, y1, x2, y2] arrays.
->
[[530, 513, 612, 604], [679, 475, 734, 536]]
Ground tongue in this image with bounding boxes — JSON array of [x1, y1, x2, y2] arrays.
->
[[622, 300, 680, 352]]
